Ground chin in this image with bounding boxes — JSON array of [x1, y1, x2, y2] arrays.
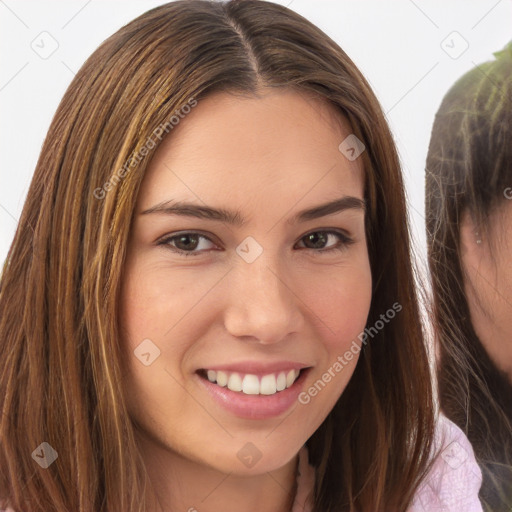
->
[[199, 438, 303, 476]]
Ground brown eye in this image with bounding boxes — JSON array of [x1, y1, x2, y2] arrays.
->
[[302, 232, 329, 249], [173, 233, 200, 251], [296, 230, 354, 253], [158, 232, 217, 256]]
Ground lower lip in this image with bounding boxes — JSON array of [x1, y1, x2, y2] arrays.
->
[[198, 370, 309, 420]]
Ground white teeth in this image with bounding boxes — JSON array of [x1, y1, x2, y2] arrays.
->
[[242, 374, 259, 394], [276, 372, 287, 391], [260, 374, 277, 395], [204, 369, 301, 395], [216, 370, 228, 387], [286, 369, 296, 388], [227, 373, 243, 392]]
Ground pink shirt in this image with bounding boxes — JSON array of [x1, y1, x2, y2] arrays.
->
[[292, 414, 483, 512], [1, 416, 482, 512]]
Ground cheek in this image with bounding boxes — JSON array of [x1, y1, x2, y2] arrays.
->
[[299, 261, 372, 350], [290, 263, 371, 436], [119, 258, 216, 347], [118, 260, 207, 431]]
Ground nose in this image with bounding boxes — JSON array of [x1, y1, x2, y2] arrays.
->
[[223, 255, 305, 345]]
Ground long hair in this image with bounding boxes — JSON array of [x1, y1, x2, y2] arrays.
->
[[0, 1, 434, 510], [425, 42, 512, 512]]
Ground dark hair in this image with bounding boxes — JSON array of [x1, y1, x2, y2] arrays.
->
[[426, 41, 512, 511], [0, 1, 434, 510]]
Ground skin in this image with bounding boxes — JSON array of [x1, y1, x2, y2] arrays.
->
[[119, 88, 372, 512], [460, 203, 512, 380]]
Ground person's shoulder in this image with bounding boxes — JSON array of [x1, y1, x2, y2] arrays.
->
[[0, 498, 15, 512], [407, 413, 484, 512]]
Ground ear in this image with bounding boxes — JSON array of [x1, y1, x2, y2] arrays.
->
[[459, 209, 485, 272]]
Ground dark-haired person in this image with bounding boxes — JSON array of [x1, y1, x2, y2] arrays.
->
[[426, 41, 512, 512], [0, 1, 482, 511]]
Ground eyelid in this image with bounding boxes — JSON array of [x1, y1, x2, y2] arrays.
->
[[298, 227, 353, 242], [156, 231, 220, 251], [295, 229, 355, 252]]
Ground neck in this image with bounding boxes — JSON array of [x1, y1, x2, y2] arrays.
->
[[472, 313, 512, 382]]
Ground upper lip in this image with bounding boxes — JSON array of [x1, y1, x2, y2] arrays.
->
[[198, 361, 311, 375]]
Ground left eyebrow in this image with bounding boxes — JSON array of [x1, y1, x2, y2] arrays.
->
[[140, 196, 366, 226], [288, 196, 366, 224]]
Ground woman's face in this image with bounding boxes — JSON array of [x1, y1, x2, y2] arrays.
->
[[460, 202, 512, 380], [119, 89, 372, 476]]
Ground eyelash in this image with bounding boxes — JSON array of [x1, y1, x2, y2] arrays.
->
[[157, 230, 354, 257]]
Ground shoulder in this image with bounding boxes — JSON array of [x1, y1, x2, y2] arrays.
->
[[0, 498, 15, 512], [408, 413, 484, 512]]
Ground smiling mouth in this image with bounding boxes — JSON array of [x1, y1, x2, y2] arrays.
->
[[198, 369, 302, 396]]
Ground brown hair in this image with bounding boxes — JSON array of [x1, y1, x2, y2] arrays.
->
[[0, 1, 434, 510], [426, 42, 512, 512]]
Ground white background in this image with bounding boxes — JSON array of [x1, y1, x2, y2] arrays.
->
[[1, 0, 511, 268]]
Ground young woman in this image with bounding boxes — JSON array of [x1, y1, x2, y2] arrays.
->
[[0, 1, 482, 511], [426, 42, 512, 512]]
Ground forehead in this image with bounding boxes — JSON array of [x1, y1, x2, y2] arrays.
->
[[137, 89, 365, 214]]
